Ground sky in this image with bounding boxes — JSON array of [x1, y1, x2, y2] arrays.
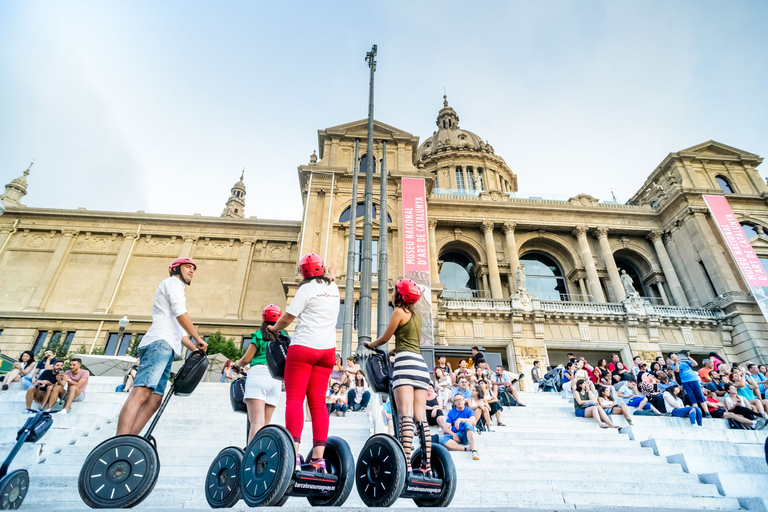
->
[[2, 1, 767, 221]]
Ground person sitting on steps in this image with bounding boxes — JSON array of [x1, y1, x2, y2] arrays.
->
[[573, 379, 619, 429], [439, 393, 480, 460], [25, 360, 64, 411], [46, 358, 89, 414]]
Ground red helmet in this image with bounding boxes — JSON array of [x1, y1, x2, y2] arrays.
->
[[299, 253, 325, 278], [169, 257, 197, 276], [395, 279, 422, 305], [262, 304, 282, 322]]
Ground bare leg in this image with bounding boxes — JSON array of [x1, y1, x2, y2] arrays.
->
[[46, 385, 65, 409], [723, 411, 755, 427], [62, 386, 81, 411], [246, 399, 267, 443], [596, 406, 618, 428], [585, 406, 608, 427], [614, 403, 632, 424], [129, 394, 163, 435], [3, 369, 21, 387], [25, 387, 36, 409], [117, 386, 154, 435], [465, 429, 478, 451]]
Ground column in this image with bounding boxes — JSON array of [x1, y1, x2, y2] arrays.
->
[[25, 230, 78, 312], [481, 222, 503, 299], [572, 226, 606, 303], [656, 282, 670, 305], [593, 227, 625, 302], [428, 219, 439, 282], [663, 231, 700, 307], [481, 273, 490, 296], [502, 222, 519, 285], [95, 233, 138, 312], [647, 231, 689, 307], [0, 226, 15, 259], [225, 238, 255, 319], [578, 278, 589, 300]]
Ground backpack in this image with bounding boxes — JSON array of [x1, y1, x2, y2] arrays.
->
[[230, 376, 247, 414], [174, 351, 209, 396], [365, 351, 391, 394], [266, 333, 291, 381]]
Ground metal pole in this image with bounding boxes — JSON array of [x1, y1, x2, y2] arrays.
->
[[377, 140, 389, 342], [356, 44, 377, 357], [341, 139, 360, 360]]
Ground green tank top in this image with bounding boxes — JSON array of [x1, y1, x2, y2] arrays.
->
[[394, 311, 421, 354], [249, 329, 287, 366]]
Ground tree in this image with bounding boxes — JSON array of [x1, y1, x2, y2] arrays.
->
[[37, 333, 71, 361], [205, 331, 242, 361], [126, 334, 142, 358]]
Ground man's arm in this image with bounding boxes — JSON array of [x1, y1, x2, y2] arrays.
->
[[176, 313, 207, 351], [67, 373, 89, 389]]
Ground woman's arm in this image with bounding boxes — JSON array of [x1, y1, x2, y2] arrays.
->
[[367, 309, 406, 349], [21, 364, 35, 376], [236, 343, 258, 369], [268, 312, 296, 334]]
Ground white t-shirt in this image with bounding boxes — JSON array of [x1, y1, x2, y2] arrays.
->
[[140, 276, 188, 355], [286, 280, 340, 350], [663, 391, 684, 410]]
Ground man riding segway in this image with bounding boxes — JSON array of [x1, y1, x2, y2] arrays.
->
[[78, 257, 209, 508]]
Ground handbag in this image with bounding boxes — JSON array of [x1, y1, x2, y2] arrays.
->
[[580, 401, 598, 409], [174, 350, 209, 396], [266, 333, 291, 381], [365, 350, 391, 394], [230, 376, 247, 414]]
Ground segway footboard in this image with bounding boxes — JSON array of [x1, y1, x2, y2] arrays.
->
[[409, 443, 457, 507], [303, 436, 354, 506]]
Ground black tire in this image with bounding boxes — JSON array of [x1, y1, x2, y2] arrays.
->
[[355, 434, 406, 507], [240, 425, 293, 507], [0, 470, 29, 510], [78, 435, 160, 509], [305, 436, 355, 506], [410, 444, 457, 507], [205, 447, 243, 508]]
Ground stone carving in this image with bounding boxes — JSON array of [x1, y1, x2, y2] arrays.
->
[[637, 350, 658, 365], [620, 270, 639, 297], [520, 346, 543, 362], [515, 264, 527, 292], [569, 194, 599, 207]]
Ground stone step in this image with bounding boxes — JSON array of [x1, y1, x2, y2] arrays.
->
[[668, 453, 768, 475], [699, 472, 768, 498], [642, 437, 767, 458], [623, 425, 768, 443]]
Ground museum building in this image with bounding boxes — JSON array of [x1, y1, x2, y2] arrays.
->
[[1, 96, 767, 388]]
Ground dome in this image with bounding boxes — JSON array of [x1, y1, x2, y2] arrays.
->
[[415, 96, 495, 162]]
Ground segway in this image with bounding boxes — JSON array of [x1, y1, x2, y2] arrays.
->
[[0, 410, 54, 510], [356, 347, 457, 507], [78, 350, 209, 508], [237, 332, 355, 507], [204, 370, 248, 508]]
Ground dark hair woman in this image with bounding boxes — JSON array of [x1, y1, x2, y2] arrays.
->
[[1, 350, 35, 391], [365, 278, 433, 477], [234, 304, 287, 442]]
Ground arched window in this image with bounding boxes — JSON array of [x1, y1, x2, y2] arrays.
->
[[360, 154, 377, 174], [338, 203, 392, 223], [615, 259, 648, 297], [439, 251, 477, 297], [456, 167, 465, 190], [519, 252, 568, 301], [716, 175, 735, 194], [741, 222, 759, 239]]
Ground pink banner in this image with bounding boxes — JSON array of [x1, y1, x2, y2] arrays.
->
[[704, 195, 768, 287], [401, 178, 433, 346], [402, 178, 431, 272]]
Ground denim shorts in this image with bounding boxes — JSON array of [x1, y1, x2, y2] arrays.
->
[[134, 340, 174, 395], [439, 424, 475, 446]]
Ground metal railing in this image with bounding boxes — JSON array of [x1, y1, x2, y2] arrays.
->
[[440, 289, 491, 299], [352, 272, 378, 283]]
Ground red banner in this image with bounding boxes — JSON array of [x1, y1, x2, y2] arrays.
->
[[401, 178, 433, 346], [704, 195, 768, 286]]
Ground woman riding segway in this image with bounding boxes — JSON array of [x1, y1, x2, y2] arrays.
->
[[238, 253, 354, 507], [234, 304, 286, 442], [365, 278, 431, 478]]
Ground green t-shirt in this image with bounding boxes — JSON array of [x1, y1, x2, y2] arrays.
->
[[249, 329, 287, 366]]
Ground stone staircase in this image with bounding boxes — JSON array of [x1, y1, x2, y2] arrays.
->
[[0, 376, 759, 510]]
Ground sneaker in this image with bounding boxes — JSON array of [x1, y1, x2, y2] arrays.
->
[[755, 418, 767, 430], [2, 384, 8, 391], [60, 409, 68, 414], [295, 455, 303, 471], [516, 403, 526, 407], [24, 408, 36, 414], [309, 458, 327, 473], [472, 450, 480, 460]]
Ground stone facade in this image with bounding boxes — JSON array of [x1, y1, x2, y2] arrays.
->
[[2, 97, 767, 390]]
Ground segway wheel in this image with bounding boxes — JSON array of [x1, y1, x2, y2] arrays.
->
[[410, 444, 457, 507], [205, 447, 243, 508], [305, 436, 355, 506], [240, 425, 293, 507], [78, 435, 159, 509], [355, 434, 406, 507], [0, 470, 29, 510]]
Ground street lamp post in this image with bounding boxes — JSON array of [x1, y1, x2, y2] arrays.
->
[[117, 315, 130, 356]]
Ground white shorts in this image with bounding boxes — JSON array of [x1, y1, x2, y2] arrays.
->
[[244, 365, 282, 406]]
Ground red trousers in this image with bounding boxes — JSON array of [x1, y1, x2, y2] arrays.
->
[[284, 345, 335, 447]]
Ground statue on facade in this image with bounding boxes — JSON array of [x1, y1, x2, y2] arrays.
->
[[620, 270, 639, 297], [473, 173, 483, 192], [515, 264, 527, 293]]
